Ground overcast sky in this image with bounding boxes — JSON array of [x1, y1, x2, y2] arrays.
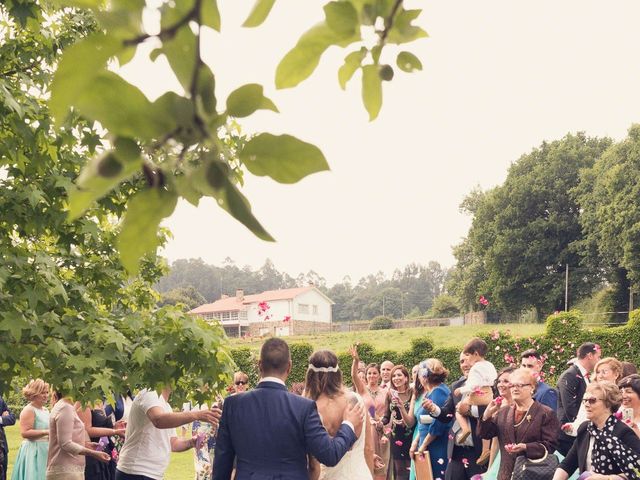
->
[[121, 1, 640, 285]]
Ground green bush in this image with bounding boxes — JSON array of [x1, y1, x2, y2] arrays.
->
[[229, 309, 640, 388], [370, 316, 393, 330]]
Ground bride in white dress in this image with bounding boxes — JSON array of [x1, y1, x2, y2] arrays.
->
[[305, 350, 375, 480]]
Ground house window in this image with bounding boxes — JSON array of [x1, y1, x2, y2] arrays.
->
[[312, 305, 318, 315], [298, 304, 309, 314]]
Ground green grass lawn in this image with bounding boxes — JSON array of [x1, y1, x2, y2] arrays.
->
[[230, 322, 545, 353], [5, 421, 195, 479]]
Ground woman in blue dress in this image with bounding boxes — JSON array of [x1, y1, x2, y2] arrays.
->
[[409, 359, 452, 480], [11, 379, 50, 480]]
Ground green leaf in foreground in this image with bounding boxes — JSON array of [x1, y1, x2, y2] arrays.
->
[[338, 48, 367, 90], [67, 138, 142, 220], [276, 23, 360, 89], [226, 84, 278, 118], [202, 0, 221, 31], [50, 33, 122, 125], [75, 72, 174, 140], [191, 159, 274, 242], [118, 189, 179, 274], [240, 133, 329, 184], [242, 0, 276, 28], [396, 51, 423, 72], [362, 65, 382, 121], [324, 1, 358, 36]]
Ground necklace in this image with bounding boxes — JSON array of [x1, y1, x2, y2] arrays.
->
[[513, 402, 533, 428]]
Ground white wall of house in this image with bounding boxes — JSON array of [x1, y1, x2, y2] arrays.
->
[[293, 290, 332, 324], [247, 299, 292, 324]]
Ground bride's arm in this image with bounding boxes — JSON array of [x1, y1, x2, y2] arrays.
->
[[364, 411, 375, 473], [308, 455, 321, 480]]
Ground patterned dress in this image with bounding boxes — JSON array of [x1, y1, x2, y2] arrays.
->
[[192, 417, 217, 480]]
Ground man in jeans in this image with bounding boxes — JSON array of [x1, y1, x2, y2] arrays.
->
[[115, 387, 221, 480]]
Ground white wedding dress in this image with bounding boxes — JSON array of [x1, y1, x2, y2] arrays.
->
[[319, 393, 373, 480]]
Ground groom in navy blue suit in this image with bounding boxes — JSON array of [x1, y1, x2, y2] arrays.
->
[[213, 338, 364, 480]]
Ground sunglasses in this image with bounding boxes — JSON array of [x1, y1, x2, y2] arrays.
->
[[235, 381, 247, 386], [582, 397, 601, 405], [509, 383, 532, 389]]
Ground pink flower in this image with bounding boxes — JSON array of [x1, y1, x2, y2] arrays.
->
[[614, 411, 623, 420], [283, 315, 291, 323], [462, 458, 469, 467], [491, 330, 500, 340], [479, 296, 489, 306], [395, 440, 403, 446]]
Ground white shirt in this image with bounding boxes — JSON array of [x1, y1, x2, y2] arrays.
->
[[116, 389, 177, 480], [576, 362, 590, 385], [458, 360, 498, 394]]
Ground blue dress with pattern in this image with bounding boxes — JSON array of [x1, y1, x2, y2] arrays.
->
[[409, 384, 452, 480]]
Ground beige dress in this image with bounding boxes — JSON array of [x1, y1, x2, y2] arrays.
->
[[46, 400, 87, 480]]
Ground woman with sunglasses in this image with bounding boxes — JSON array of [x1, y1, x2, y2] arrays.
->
[[553, 382, 640, 479], [232, 372, 249, 394], [478, 367, 559, 480]]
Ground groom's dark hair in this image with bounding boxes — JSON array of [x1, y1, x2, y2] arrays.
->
[[260, 338, 291, 376]]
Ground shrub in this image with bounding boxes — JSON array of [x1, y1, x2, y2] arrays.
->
[[370, 316, 393, 330], [229, 309, 640, 388]]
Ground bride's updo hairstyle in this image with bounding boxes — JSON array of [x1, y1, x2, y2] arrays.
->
[[305, 350, 343, 401]]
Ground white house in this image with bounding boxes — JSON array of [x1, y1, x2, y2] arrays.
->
[[190, 286, 334, 337]]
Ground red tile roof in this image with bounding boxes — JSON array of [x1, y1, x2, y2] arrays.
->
[[190, 286, 316, 314]]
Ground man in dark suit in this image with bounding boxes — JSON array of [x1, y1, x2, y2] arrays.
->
[[520, 349, 558, 411], [213, 338, 364, 480], [556, 342, 601, 455], [0, 394, 16, 480], [427, 352, 488, 480]]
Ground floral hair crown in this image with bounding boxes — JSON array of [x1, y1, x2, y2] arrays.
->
[[308, 364, 340, 373], [419, 361, 431, 379]]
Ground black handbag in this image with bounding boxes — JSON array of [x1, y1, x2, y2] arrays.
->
[[511, 445, 559, 480]]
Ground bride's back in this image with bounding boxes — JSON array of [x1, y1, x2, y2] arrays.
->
[[316, 390, 349, 436]]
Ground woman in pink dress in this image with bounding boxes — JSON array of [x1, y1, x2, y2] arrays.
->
[[350, 345, 390, 480]]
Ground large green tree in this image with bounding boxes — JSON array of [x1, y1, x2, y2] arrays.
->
[[0, 3, 234, 402], [451, 133, 612, 317], [575, 124, 640, 312]]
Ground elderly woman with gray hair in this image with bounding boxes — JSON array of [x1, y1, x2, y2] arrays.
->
[[553, 381, 640, 480], [478, 367, 559, 480]]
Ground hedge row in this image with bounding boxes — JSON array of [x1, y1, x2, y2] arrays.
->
[[229, 309, 640, 388]]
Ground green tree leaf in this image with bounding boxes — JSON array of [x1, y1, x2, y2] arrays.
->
[[196, 65, 217, 117], [276, 23, 360, 89], [338, 48, 367, 90], [75, 72, 175, 140], [161, 26, 198, 93], [362, 64, 382, 121], [240, 133, 329, 183], [226, 84, 278, 118], [50, 34, 123, 125], [396, 51, 423, 72], [118, 189, 178, 274], [67, 139, 142, 220], [202, 0, 221, 32], [324, 1, 358, 36], [386, 9, 428, 45], [242, 0, 276, 28]]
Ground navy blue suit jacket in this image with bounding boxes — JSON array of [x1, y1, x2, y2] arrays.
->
[[0, 396, 15, 455], [213, 381, 357, 480], [534, 381, 558, 411]]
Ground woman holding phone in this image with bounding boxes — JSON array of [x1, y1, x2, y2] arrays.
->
[[619, 374, 640, 436], [382, 365, 415, 480]]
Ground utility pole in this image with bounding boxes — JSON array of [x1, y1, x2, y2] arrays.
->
[[382, 296, 385, 317], [401, 293, 404, 319], [564, 264, 569, 311], [630, 288, 634, 313]]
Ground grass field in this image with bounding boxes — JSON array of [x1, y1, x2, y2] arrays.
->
[[4, 322, 544, 479], [4, 421, 195, 479], [229, 322, 546, 353]]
